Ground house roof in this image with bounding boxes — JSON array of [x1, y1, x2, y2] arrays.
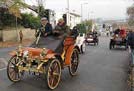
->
[[69, 12, 81, 17]]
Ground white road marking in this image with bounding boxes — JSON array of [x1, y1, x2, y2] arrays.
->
[[0, 58, 7, 71]]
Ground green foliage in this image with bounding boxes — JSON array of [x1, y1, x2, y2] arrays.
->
[[2, 0, 27, 18], [21, 13, 40, 29], [0, 11, 16, 28], [77, 20, 93, 33], [0, 12, 40, 29], [127, 4, 134, 26]]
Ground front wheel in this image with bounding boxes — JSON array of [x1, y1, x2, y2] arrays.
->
[[7, 56, 23, 82], [46, 59, 61, 90], [69, 49, 79, 76]]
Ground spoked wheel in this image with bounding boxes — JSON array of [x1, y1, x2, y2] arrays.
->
[[69, 49, 79, 76], [46, 59, 61, 90], [81, 43, 86, 54], [7, 56, 23, 82], [109, 40, 113, 50], [96, 39, 99, 45]]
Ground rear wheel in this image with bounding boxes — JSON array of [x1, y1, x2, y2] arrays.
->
[[46, 59, 61, 90], [69, 49, 79, 76], [109, 40, 113, 50], [7, 56, 23, 82], [125, 43, 128, 50], [81, 43, 86, 54]]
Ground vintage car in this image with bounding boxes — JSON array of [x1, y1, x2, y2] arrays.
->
[[75, 33, 86, 53], [85, 33, 99, 46], [109, 34, 128, 50], [7, 32, 80, 89]]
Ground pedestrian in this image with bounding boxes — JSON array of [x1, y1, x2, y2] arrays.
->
[[127, 29, 134, 66], [19, 30, 23, 43]]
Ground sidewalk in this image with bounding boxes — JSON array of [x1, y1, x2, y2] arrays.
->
[[0, 39, 34, 48]]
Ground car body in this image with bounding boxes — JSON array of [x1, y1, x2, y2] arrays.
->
[[75, 33, 86, 53], [85, 33, 99, 46], [109, 34, 128, 50]]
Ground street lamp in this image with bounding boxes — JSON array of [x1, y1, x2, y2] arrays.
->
[[81, 3, 88, 22]]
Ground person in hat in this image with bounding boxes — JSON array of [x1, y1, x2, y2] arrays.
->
[[36, 17, 52, 37], [53, 18, 70, 54], [53, 18, 69, 38]]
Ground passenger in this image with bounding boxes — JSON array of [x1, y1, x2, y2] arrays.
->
[[120, 27, 126, 39], [92, 30, 98, 38], [70, 26, 79, 39], [53, 18, 69, 38], [114, 27, 120, 35], [113, 27, 121, 39], [53, 18, 70, 54]]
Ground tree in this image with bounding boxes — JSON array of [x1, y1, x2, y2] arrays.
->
[[21, 13, 40, 29], [127, 4, 134, 26], [1, 0, 27, 18], [77, 20, 93, 33]]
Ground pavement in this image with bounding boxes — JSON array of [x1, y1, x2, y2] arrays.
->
[[0, 36, 130, 91], [0, 39, 33, 48]]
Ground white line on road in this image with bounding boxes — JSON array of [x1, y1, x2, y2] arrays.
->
[[0, 67, 6, 71], [0, 58, 7, 71]]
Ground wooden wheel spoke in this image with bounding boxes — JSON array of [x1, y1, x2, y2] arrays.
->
[[10, 62, 16, 66], [53, 63, 58, 70], [49, 77, 54, 86], [7, 56, 22, 82], [47, 59, 61, 89], [53, 72, 59, 76], [10, 71, 16, 79]]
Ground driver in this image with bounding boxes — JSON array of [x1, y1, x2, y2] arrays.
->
[[35, 17, 52, 37], [31, 17, 52, 47]]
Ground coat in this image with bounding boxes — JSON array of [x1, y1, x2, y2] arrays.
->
[[127, 32, 134, 49]]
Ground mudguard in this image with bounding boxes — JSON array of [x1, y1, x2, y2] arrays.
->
[[64, 45, 75, 65], [9, 51, 17, 56]]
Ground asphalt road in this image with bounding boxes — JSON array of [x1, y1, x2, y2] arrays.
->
[[0, 36, 130, 91]]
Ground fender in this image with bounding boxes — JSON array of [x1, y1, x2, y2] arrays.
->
[[64, 45, 75, 65], [44, 53, 56, 59], [9, 51, 17, 56]]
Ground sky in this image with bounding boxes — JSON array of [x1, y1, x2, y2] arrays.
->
[[25, 0, 134, 20]]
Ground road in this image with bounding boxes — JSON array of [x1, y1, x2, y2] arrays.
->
[[0, 36, 129, 91]]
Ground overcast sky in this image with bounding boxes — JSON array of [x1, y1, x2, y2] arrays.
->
[[25, 0, 133, 20]]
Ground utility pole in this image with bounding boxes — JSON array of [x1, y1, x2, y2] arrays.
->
[[67, 0, 70, 27], [81, 3, 88, 22]]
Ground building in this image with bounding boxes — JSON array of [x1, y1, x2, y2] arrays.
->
[[66, 12, 81, 29], [56, 12, 81, 29]]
